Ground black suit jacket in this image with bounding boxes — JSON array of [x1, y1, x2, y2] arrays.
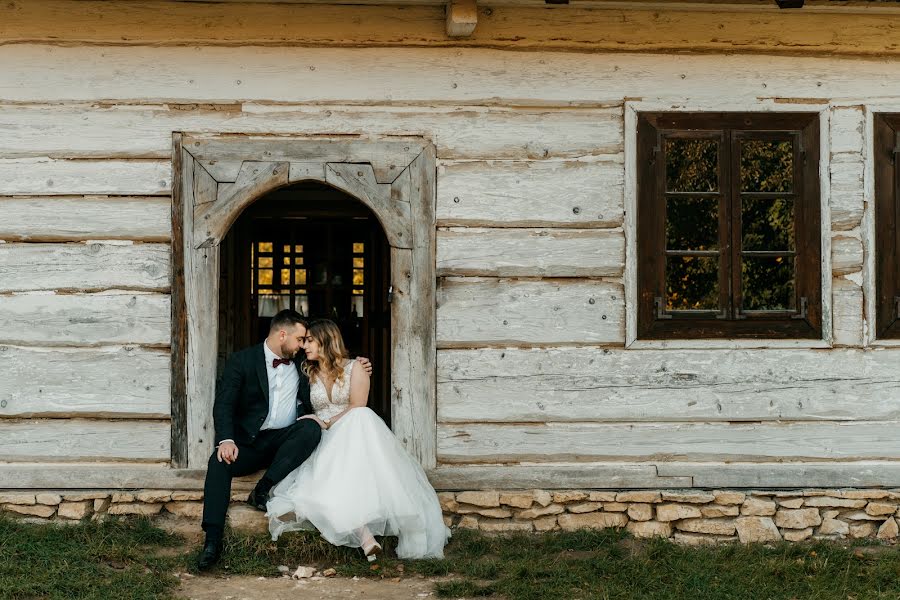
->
[[213, 343, 314, 446]]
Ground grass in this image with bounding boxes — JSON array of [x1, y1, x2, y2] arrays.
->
[[2, 516, 900, 600]]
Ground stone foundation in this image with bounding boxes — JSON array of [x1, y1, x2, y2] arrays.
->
[[3, 489, 899, 544]]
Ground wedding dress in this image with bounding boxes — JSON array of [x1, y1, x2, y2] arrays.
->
[[266, 360, 450, 559]]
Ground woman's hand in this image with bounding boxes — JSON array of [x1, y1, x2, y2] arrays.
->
[[297, 414, 329, 429]]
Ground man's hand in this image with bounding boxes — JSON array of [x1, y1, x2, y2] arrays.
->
[[298, 414, 329, 429], [217, 441, 239, 464], [355, 356, 373, 376]]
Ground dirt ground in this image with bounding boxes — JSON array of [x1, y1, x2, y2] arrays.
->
[[175, 573, 444, 600]]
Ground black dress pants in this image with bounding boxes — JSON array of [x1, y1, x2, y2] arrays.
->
[[201, 418, 322, 532]]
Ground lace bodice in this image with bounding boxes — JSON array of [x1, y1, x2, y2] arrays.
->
[[309, 360, 354, 421]]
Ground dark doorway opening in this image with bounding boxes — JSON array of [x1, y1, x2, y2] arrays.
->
[[218, 181, 392, 426]]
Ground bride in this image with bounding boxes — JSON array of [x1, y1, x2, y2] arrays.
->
[[265, 319, 450, 560]]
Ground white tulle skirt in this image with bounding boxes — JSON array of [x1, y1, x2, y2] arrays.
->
[[265, 407, 450, 559]]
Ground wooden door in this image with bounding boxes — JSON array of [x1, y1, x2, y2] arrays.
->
[[218, 184, 392, 425]]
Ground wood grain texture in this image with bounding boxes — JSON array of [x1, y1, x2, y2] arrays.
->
[[0, 196, 171, 242], [7, 2, 900, 57], [437, 277, 624, 347], [0, 243, 170, 292], [437, 228, 623, 277], [0, 104, 622, 161], [0, 346, 170, 418], [0, 464, 261, 490], [437, 347, 900, 423], [832, 277, 865, 347], [656, 461, 900, 488], [0, 419, 170, 462], [831, 234, 864, 276], [0, 292, 170, 347], [429, 463, 692, 490], [437, 421, 900, 463], [830, 154, 866, 231], [7, 46, 900, 105], [0, 159, 171, 196], [437, 159, 624, 228]]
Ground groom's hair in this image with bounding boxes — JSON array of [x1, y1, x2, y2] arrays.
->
[[269, 309, 308, 332]]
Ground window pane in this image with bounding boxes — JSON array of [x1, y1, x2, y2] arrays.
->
[[353, 269, 365, 286], [353, 243, 365, 253], [742, 256, 795, 311], [295, 257, 304, 265], [353, 257, 365, 268], [258, 242, 273, 253], [741, 140, 793, 192], [294, 270, 307, 285], [742, 197, 794, 251], [666, 197, 718, 250], [283, 245, 291, 253], [295, 245, 303, 253], [258, 294, 290, 317], [666, 256, 719, 310], [259, 257, 273, 268], [258, 269, 272, 285], [665, 139, 718, 192], [281, 269, 291, 285]]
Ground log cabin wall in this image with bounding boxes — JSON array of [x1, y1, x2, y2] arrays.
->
[[1, 0, 899, 490]]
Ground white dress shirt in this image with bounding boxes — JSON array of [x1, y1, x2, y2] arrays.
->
[[260, 340, 301, 431]]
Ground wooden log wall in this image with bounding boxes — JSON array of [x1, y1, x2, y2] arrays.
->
[[1, 1, 898, 487]]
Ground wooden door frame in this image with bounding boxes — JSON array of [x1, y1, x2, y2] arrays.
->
[[171, 133, 436, 469]]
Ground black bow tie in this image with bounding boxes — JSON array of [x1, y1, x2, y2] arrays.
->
[[272, 358, 292, 368]]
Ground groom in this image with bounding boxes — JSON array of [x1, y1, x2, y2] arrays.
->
[[197, 309, 371, 570]]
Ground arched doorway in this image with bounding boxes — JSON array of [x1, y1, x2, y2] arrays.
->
[[217, 182, 392, 425]]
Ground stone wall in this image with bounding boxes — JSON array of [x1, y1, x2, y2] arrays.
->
[[2, 489, 899, 544]]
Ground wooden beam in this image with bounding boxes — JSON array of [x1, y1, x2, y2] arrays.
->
[[446, 0, 478, 37]]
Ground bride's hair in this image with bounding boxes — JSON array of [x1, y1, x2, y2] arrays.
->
[[302, 319, 349, 387]]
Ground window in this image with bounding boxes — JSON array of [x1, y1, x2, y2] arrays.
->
[[636, 113, 822, 339], [874, 114, 900, 338]]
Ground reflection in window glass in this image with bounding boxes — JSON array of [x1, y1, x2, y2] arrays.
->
[[353, 257, 365, 268], [258, 270, 272, 285], [666, 256, 718, 310], [742, 257, 795, 311], [281, 269, 291, 285], [259, 257, 273, 268], [666, 197, 719, 251], [665, 139, 718, 193], [353, 243, 365, 253], [741, 140, 793, 192], [742, 198, 794, 251], [258, 242, 273, 253], [258, 294, 291, 317]]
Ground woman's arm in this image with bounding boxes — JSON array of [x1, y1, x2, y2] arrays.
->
[[325, 361, 370, 428]]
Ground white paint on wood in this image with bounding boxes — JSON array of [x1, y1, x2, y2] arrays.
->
[[0, 345, 170, 418], [0, 103, 622, 161], [0, 419, 170, 462], [437, 421, 900, 463], [830, 105, 865, 155], [0, 463, 261, 490], [0, 196, 171, 242], [831, 233, 864, 276], [0, 243, 170, 292], [437, 277, 624, 347], [0, 159, 170, 196], [429, 463, 692, 490], [830, 153, 865, 231], [437, 347, 900, 423], [832, 277, 865, 347], [436, 228, 623, 277], [656, 461, 900, 488], [0, 292, 170, 346], [436, 159, 624, 228], [10, 46, 900, 105]]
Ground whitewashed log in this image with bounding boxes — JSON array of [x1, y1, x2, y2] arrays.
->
[[830, 154, 865, 231], [0, 346, 170, 418], [9, 47, 900, 105], [656, 462, 900, 489], [0, 292, 170, 346], [436, 277, 624, 347], [437, 347, 900, 423], [437, 421, 900, 463], [832, 277, 865, 347], [0, 159, 170, 196], [436, 228, 624, 277], [429, 463, 691, 490], [0, 243, 170, 292], [436, 159, 624, 228], [829, 106, 865, 155], [0, 420, 170, 462], [0, 463, 261, 490], [0, 104, 622, 161], [831, 234, 864, 276]]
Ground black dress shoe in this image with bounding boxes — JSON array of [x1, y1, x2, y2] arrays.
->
[[246, 488, 268, 512], [196, 538, 223, 571]]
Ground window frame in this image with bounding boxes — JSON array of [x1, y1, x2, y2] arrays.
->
[[874, 114, 900, 339], [636, 112, 823, 340]]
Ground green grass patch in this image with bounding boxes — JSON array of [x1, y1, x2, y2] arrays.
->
[[3, 516, 900, 600]]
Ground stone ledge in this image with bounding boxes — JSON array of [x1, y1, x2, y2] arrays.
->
[[1, 487, 898, 545]]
